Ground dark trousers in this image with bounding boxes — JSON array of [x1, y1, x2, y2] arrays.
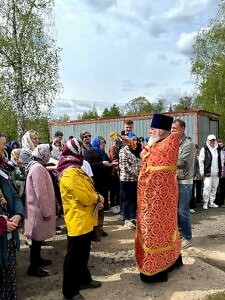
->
[[62, 232, 92, 298], [120, 181, 137, 220], [215, 177, 225, 206], [190, 179, 203, 208], [109, 173, 120, 207], [29, 240, 42, 271]]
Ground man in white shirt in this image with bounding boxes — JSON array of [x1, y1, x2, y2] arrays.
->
[[199, 135, 224, 209]]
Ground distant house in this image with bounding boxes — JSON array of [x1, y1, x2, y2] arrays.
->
[[49, 110, 220, 148]]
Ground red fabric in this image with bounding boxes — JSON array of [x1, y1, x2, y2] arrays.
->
[[0, 216, 7, 236], [135, 132, 182, 276]]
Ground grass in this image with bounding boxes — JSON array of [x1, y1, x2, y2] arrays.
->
[[207, 292, 225, 300]]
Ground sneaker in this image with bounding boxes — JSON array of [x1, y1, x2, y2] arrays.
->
[[203, 204, 208, 210], [190, 209, 195, 213], [182, 239, 193, 249], [124, 220, 136, 229], [209, 203, 218, 208], [110, 206, 121, 214]]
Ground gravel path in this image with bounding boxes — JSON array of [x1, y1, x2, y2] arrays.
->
[[17, 207, 225, 300]]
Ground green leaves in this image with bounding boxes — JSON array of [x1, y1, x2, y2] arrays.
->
[[0, 0, 60, 139], [191, 1, 225, 139]]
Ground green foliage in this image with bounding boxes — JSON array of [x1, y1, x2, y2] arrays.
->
[[25, 116, 49, 142], [0, 100, 18, 139], [172, 97, 196, 111], [151, 98, 166, 112], [0, 99, 49, 141], [0, 0, 61, 139], [191, 1, 225, 139], [51, 114, 70, 122], [102, 104, 120, 118], [78, 105, 99, 120], [125, 96, 152, 115]]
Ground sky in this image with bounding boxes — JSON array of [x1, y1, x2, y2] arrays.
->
[[53, 0, 219, 119]]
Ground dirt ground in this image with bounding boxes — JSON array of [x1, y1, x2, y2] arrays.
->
[[17, 207, 225, 300]]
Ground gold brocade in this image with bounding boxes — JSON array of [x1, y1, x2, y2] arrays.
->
[[146, 165, 177, 172], [137, 229, 179, 254], [135, 132, 182, 276]]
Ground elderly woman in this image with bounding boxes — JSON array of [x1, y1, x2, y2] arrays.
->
[[0, 132, 24, 300], [8, 149, 25, 196], [57, 138, 103, 300], [20, 130, 39, 167], [24, 144, 56, 277]]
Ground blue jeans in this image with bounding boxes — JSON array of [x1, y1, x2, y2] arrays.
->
[[120, 181, 137, 220], [178, 184, 193, 240]]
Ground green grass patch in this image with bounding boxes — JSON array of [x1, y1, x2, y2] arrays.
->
[[207, 292, 225, 300]]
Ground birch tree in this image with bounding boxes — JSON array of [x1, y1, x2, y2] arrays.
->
[[0, 0, 61, 140]]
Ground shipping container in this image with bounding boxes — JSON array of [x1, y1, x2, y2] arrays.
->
[[49, 110, 220, 149]]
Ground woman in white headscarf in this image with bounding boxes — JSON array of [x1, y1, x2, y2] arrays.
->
[[20, 130, 39, 167], [24, 144, 56, 277]]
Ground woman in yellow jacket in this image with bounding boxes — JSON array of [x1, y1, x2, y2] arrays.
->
[[57, 138, 104, 300]]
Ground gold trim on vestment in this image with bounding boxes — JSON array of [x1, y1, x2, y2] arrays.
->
[[146, 165, 177, 172], [137, 229, 179, 254]]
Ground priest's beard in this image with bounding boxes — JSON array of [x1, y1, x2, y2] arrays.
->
[[147, 135, 161, 147]]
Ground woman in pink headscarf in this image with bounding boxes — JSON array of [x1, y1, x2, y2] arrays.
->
[[24, 144, 56, 277]]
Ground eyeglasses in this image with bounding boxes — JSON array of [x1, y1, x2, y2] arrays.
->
[[83, 135, 91, 138]]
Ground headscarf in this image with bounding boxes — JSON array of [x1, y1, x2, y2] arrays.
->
[[92, 136, 107, 159], [7, 140, 19, 151], [21, 130, 37, 153], [26, 144, 51, 173], [57, 138, 83, 177], [10, 149, 21, 165]]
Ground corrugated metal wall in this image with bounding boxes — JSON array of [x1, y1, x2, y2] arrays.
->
[[49, 111, 219, 149], [198, 115, 219, 147]]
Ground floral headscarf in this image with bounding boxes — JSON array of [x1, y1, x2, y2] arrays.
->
[[57, 138, 83, 177], [26, 144, 51, 173], [21, 130, 38, 153]]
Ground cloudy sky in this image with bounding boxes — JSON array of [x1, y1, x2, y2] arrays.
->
[[53, 0, 219, 119]]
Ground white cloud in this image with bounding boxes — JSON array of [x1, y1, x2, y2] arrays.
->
[[53, 0, 218, 119], [165, 0, 215, 22], [176, 31, 198, 55]]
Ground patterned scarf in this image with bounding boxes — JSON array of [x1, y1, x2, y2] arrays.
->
[[21, 131, 36, 153], [57, 138, 83, 177], [26, 144, 51, 174]]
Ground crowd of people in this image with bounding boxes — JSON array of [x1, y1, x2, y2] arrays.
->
[[0, 114, 225, 300]]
